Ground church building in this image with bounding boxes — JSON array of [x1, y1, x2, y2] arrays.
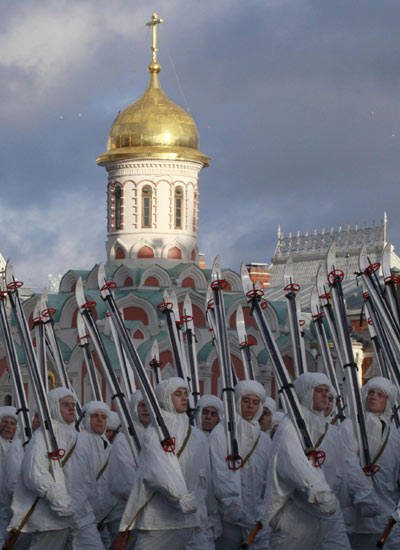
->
[[0, 14, 293, 407]]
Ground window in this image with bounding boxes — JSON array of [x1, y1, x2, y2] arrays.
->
[[142, 186, 152, 228], [115, 186, 122, 230], [175, 186, 183, 229]]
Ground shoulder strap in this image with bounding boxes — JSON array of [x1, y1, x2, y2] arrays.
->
[[241, 434, 260, 468], [96, 457, 110, 481], [62, 438, 78, 468], [314, 423, 329, 449], [177, 425, 192, 459], [372, 426, 391, 465]]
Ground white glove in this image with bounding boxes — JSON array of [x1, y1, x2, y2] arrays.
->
[[178, 493, 197, 514], [359, 501, 378, 518], [315, 491, 337, 515], [46, 485, 72, 517]]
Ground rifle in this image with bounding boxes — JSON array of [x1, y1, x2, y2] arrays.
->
[[110, 530, 132, 550], [376, 516, 396, 548]]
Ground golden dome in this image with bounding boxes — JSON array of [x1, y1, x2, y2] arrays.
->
[[97, 67, 209, 166]]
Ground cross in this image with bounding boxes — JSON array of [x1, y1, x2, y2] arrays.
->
[[146, 13, 164, 63]]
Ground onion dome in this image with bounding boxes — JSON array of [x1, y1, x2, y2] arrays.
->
[[97, 59, 209, 166]]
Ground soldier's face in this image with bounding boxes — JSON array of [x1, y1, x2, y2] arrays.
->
[[324, 395, 335, 417], [201, 406, 219, 432], [137, 400, 151, 427], [259, 407, 272, 431], [241, 394, 260, 421], [366, 388, 388, 415], [0, 417, 17, 440], [59, 396, 76, 424], [171, 388, 188, 414], [313, 385, 329, 412]]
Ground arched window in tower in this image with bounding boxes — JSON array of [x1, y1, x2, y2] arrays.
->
[[175, 186, 183, 229], [114, 186, 123, 230], [142, 185, 152, 228]]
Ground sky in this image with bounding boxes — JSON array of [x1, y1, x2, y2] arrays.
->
[[1, 0, 400, 289]]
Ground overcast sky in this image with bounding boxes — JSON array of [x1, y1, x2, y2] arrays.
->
[[1, 0, 400, 289]]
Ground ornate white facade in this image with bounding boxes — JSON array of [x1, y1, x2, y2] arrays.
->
[[104, 160, 202, 263]]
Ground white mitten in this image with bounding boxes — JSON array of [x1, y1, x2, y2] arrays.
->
[[178, 492, 197, 514], [314, 491, 337, 515], [46, 485, 72, 517]]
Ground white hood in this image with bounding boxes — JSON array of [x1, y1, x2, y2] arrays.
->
[[293, 372, 333, 445], [234, 380, 266, 458], [294, 372, 334, 414], [362, 376, 398, 460], [129, 390, 148, 441], [361, 376, 397, 419], [48, 387, 75, 425], [197, 395, 224, 421], [106, 411, 120, 431], [234, 380, 266, 423], [0, 406, 17, 421], [155, 377, 190, 451], [82, 400, 110, 435], [263, 396, 277, 415]]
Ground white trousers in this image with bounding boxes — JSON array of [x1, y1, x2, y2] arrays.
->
[[269, 502, 351, 550], [31, 523, 105, 550], [135, 528, 193, 550], [185, 526, 215, 549], [70, 523, 106, 549], [31, 528, 70, 550]]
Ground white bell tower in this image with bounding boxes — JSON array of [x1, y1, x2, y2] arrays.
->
[[97, 13, 209, 264]]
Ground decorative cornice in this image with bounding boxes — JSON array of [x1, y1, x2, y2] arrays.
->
[[106, 160, 202, 178]]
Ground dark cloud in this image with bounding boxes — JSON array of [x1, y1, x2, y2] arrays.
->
[[1, 0, 400, 285]]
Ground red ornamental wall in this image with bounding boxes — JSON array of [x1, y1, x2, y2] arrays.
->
[[123, 307, 149, 325]]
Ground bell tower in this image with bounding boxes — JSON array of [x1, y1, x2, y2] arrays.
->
[[97, 13, 209, 264]]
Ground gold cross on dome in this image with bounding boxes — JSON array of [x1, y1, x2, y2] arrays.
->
[[146, 13, 164, 63]]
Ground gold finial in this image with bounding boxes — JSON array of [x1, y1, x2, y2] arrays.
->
[[146, 12, 163, 74]]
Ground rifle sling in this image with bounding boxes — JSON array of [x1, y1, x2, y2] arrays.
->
[[8, 496, 40, 540], [177, 426, 192, 459], [314, 423, 329, 450], [372, 427, 390, 465], [241, 435, 260, 468], [61, 438, 78, 467], [96, 457, 110, 481]]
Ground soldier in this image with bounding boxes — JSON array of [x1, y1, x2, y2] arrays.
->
[[341, 376, 400, 550], [210, 380, 272, 549], [9, 388, 105, 549], [118, 378, 211, 550], [266, 373, 346, 550]]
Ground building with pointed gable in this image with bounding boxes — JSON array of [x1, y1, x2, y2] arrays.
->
[[266, 215, 400, 382]]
